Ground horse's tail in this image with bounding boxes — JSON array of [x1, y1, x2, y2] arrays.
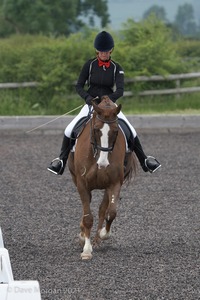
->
[[124, 152, 138, 183]]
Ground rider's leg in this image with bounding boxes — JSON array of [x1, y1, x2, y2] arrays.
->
[[47, 135, 71, 175], [47, 105, 90, 175], [117, 111, 161, 173], [133, 136, 161, 173]]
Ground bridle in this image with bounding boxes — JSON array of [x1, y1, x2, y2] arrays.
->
[[96, 114, 118, 124], [90, 112, 119, 155]]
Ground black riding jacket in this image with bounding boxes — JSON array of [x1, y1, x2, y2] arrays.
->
[[76, 57, 124, 103]]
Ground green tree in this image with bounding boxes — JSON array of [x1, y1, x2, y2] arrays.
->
[[119, 16, 184, 79], [0, 0, 110, 37], [174, 3, 197, 37], [143, 5, 168, 23], [80, 0, 110, 27]]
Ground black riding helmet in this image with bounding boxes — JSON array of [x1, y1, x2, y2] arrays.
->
[[94, 31, 114, 52]]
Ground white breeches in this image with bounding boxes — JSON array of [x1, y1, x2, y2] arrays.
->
[[64, 104, 137, 138]]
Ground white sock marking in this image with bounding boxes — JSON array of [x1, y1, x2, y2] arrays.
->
[[83, 237, 93, 254]]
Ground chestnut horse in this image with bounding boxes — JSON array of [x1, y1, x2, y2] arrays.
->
[[68, 96, 137, 259]]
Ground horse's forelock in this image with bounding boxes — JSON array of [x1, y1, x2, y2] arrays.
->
[[99, 96, 114, 108]]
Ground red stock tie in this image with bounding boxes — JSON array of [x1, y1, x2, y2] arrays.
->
[[98, 58, 111, 68]]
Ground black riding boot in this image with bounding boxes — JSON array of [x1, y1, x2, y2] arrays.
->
[[47, 135, 71, 175], [133, 136, 161, 173]]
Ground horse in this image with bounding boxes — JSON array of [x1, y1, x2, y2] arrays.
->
[[68, 96, 137, 259]]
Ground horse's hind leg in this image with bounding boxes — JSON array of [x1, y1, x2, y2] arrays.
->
[[77, 182, 93, 260]]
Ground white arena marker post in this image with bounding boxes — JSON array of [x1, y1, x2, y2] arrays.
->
[[0, 227, 42, 300], [0, 248, 14, 283], [0, 227, 4, 248]]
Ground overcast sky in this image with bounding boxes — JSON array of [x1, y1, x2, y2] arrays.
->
[[107, 0, 200, 29]]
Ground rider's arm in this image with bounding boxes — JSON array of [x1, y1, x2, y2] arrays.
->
[[75, 61, 92, 103], [108, 63, 124, 103]]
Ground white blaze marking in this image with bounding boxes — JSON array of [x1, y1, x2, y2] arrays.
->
[[97, 123, 110, 168], [111, 195, 115, 203]]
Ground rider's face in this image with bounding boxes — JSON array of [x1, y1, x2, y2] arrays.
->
[[97, 50, 112, 61]]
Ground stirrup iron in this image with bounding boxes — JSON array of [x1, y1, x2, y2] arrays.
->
[[144, 156, 161, 173], [47, 157, 64, 175]]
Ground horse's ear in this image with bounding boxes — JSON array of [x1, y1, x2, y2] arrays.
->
[[116, 104, 122, 114], [92, 100, 103, 114], [91, 99, 98, 109]]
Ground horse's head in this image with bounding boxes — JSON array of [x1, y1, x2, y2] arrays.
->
[[92, 96, 121, 126], [91, 96, 122, 168]]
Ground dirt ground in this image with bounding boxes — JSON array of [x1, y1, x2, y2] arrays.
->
[[1, 129, 199, 300]]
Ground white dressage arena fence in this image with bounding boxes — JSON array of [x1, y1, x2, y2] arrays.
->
[[0, 226, 42, 300]]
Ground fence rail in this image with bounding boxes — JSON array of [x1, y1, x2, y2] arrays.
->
[[125, 72, 200, 82], [1, 72, 200, 97], [0, 82, 37, 89], [124, 72, 200, 97], [124, 86, 200, 97]]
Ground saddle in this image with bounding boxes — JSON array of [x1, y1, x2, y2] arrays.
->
[[70, 116, 90, 140], [70, 116, 134, 152], [118, 119, 135, 151]]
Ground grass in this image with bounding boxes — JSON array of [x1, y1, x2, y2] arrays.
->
[[119, 93, 200, 115], [0, 89, 200, 115]]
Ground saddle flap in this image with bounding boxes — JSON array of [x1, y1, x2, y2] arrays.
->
[[118, 119, 134, 151], [71, 116, 90, 140]]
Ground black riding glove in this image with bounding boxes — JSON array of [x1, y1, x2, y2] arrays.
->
[[85, 95, 94, 106]]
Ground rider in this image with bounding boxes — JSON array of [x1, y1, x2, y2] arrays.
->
[[47, 31, 161, 175]]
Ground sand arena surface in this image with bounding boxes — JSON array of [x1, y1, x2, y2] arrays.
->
[[1, 129, 199, 300]]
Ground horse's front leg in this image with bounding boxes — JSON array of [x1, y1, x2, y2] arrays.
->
[[99, 183, 121, 240], [79, 213, 93, 260], [77, 181, 93, 260], [93, 190, 109, 245]]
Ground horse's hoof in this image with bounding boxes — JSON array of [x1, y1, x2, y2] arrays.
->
[[81, 252, 92, 260]]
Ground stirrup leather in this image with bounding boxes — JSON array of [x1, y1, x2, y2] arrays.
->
[[144, 156, 161, 173]]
